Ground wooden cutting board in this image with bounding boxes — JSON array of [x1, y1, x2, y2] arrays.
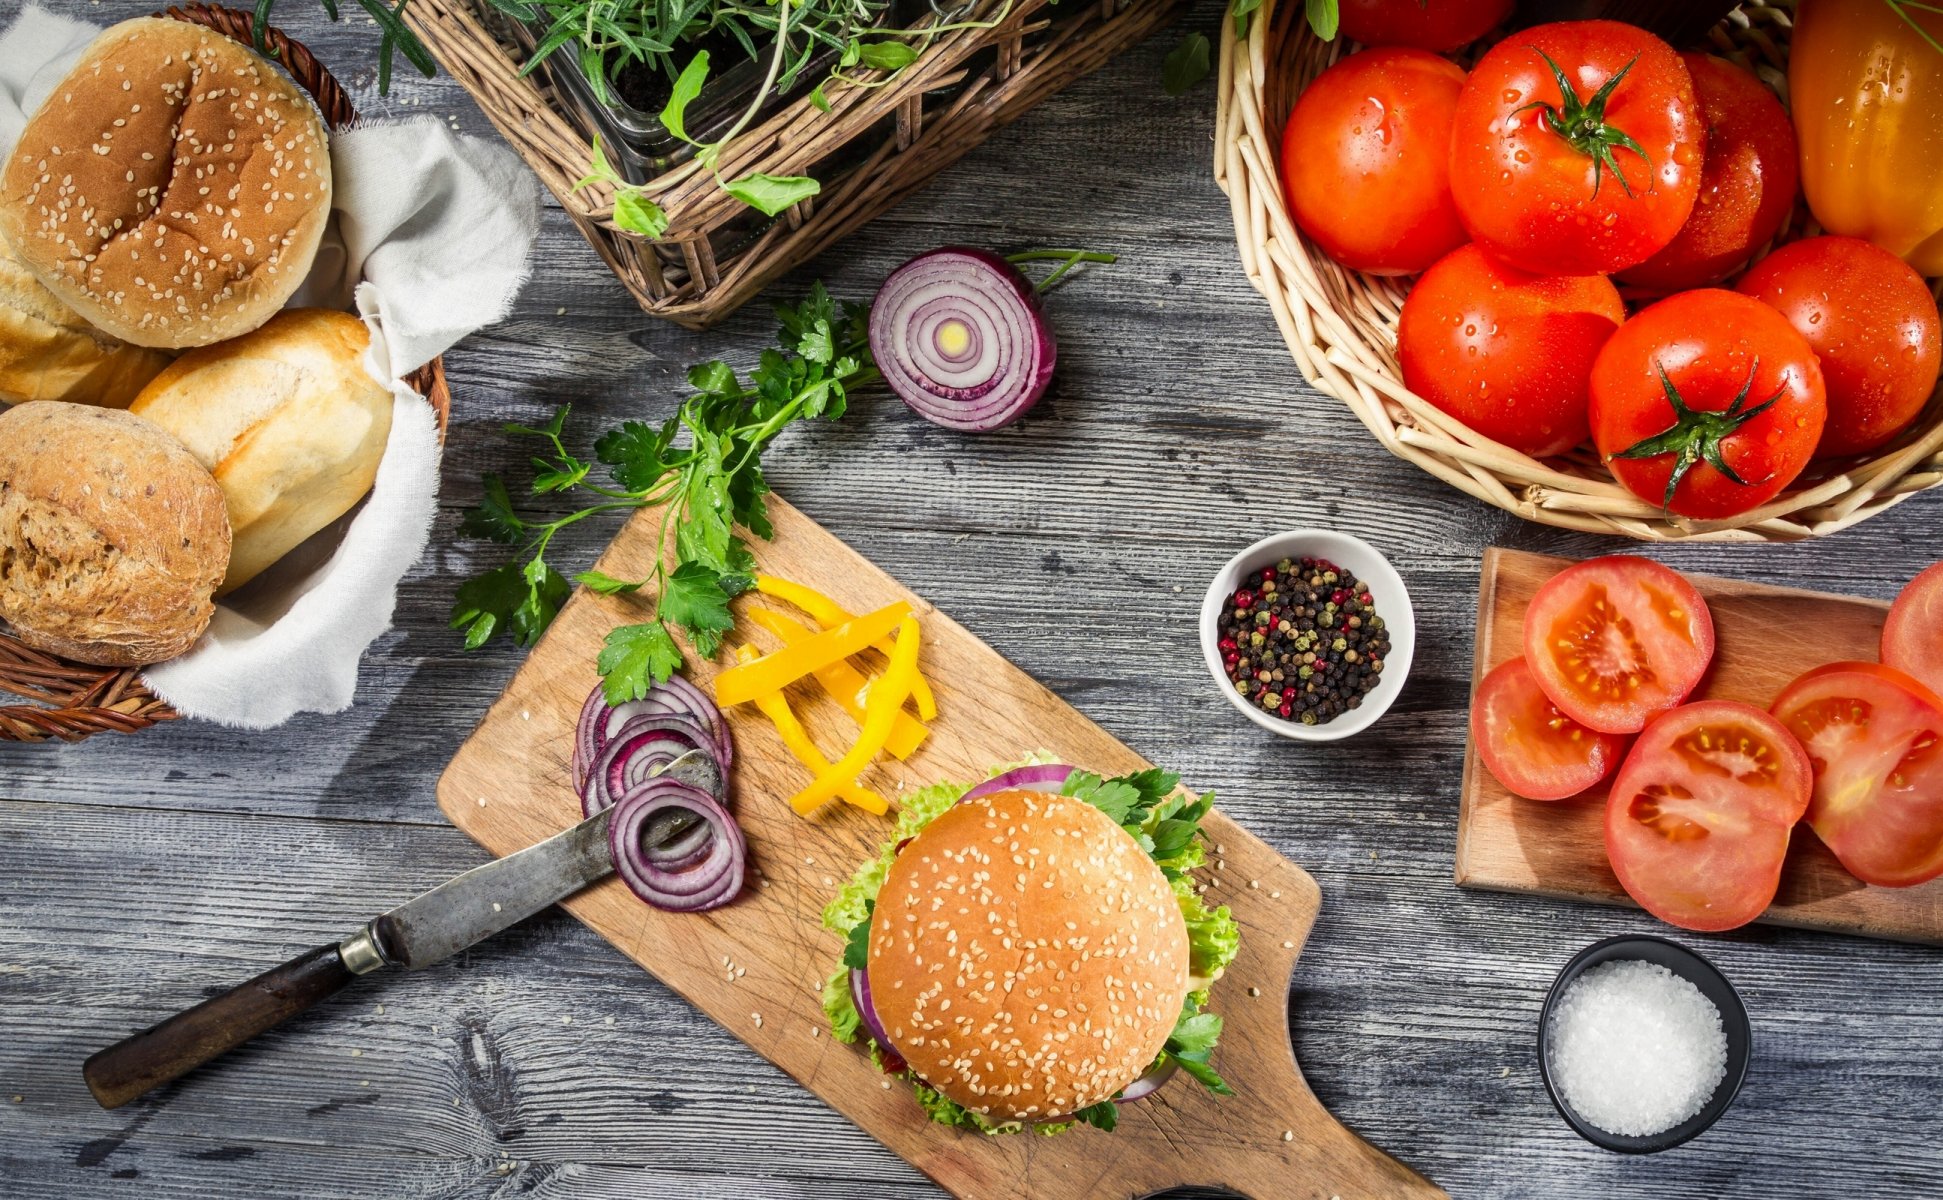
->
[[1456, 547, 1943, 944], [438, 496, 1443, 1200]]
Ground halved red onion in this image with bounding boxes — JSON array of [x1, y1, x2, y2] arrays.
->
[[961, 763, 1075, 804], [608, 779, 745, 911], [870, 247, 1055, 433], [585, 713, 716, 817], [1116, 1059, 1177, 1104]]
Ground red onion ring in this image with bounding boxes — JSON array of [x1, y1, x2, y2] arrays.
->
[[870, 247, 1055, 432], [585, 713, 716, 817], [850, 967, 908, 1074], [573, 678, 733, 798], [608, 779, 745, 911], [960, 763, 1075, 804], [1116, 1059, 1178, 1104]]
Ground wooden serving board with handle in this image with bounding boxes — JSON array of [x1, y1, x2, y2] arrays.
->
[[438, 496, 1443, 1200], [1456, 547, 1943, 944]]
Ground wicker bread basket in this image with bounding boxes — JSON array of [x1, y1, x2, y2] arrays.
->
[[0, 4, 452, 743], [1214, 0, 1943, 542], [408, 0, 1185, 328]]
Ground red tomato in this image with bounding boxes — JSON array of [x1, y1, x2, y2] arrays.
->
[[1338, 0, 1511, 52], [1473, 656, 1630, 800], [1884, 562, 1943, 698], [1735, 236, 1943, 458], [1399, 244, 1625, 456], [1605, 701, 1813, 931], [1449, 21, 1703, 276], [1523, 555, 1715, 735], [1617, 53, 1799, 293], [1589, 289, 1827, 519], [1281, 48, 1469, 275], [1772, 662, 1943, 888]]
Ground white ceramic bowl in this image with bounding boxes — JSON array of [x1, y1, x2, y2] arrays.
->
[[1199, 530, 1416, 742]]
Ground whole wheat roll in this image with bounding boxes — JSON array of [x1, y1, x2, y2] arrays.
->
[[0, 17, 331, 350], [0, 402, 230, 666]]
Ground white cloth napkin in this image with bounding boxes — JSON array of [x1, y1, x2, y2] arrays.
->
[[1, 7, 540, 728]]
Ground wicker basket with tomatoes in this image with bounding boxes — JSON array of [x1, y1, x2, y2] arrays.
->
[[1215, 0, 1943, 541]]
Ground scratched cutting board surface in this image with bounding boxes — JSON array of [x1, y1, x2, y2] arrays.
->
[[438, 496, 1442, 1200], [1456, 547, 1943, 944]]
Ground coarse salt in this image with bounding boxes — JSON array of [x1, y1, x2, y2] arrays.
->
[[1547, 959, 1726, 1138]]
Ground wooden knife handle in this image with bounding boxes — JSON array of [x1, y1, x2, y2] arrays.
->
[[83, 944, 356, 1109]]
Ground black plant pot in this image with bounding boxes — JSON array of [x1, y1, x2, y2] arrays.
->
[[492, 0, 942, 185]]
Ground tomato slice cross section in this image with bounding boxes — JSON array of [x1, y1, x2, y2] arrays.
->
[[1883, 562, 1943, 700], [1524, 556, 1716, 735], [1604, 701, 1812, 931], [1772, 662, 1943, 888], [1473, 656, 1630, 800]]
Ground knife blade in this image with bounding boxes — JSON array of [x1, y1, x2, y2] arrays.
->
[[362, 749, 719, 970], [81, 749, 720, 1109]]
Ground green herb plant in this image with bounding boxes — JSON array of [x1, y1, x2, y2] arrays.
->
[[450, 284, 876, 702], [248, 0, 436, 94], [523, 0, 1021, 224]]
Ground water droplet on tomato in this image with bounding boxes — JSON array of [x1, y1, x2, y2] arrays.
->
[[1514, 149, 1531, 164], [1502, 88, 1522, 104], [1464, 323, 1477, 336]]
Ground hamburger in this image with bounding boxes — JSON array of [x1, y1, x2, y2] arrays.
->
[[822, 764, 1240, 1133]]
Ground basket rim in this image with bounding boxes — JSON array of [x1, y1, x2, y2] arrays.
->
[[1212, 0, 1943, 544], [0, 3, 452, 742]]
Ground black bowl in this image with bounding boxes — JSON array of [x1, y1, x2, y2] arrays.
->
[[1536, 934, 1752, 1154]]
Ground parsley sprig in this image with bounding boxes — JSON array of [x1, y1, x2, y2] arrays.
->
[[451, 284, 876, 701]]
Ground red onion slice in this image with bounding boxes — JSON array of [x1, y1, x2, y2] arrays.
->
[[585, 714, 715, 817], [608, 779, 745, 912], [1116, 1059, 1178, 1104], [870, 247, 1055, 433], [960, 764, 1075, 804], [572, 684, 607, 794], [573, 677, 734, 798], [850, 967, 908, 1074]]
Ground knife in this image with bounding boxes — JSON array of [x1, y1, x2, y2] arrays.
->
[[81, 750, 722, 1109]]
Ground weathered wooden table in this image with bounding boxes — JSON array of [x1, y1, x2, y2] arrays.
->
[[2, 2, 1939, 1196]]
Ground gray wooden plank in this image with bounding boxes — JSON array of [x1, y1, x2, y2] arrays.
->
[[2, 0, 1942, 1196]]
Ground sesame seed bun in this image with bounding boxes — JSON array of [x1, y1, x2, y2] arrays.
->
[[0, 18, 331, 350], [867, 788, 1190, 1123]]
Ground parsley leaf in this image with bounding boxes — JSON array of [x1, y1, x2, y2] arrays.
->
[[460, 475, 525, 544], [841, 899, 874, 971], [661, 561, 736, 657], [597, 622, 684, 705], [1072, 1100, 1118, 1132], [452, 284, 877, 699], [1164, 1000, 1234, 1096]]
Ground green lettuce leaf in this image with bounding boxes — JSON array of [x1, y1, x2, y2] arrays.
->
[[1174, 876, 1240, 981], [822, 966, 861, 1044]]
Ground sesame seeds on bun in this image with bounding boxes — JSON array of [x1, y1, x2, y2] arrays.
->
[[0, 17, 331, 350], [866, 788, 1191, 1124]]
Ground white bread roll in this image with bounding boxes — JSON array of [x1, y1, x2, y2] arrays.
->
[[0, 237, 172, 407], [129, 308, 393, 594], [0, 402, 230, 666], [0, 17, 331, 349]]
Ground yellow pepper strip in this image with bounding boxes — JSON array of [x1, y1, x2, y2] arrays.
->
[[754, 574, 938, 721], [735, 646, 888, 816], [790, 615, 920, 815], [744, 608, 928, 760], [713, 600, 911, 708]]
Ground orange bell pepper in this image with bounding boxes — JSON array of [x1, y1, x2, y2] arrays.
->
[[754, 574, 938, 720], [1792, 0, 1943, 274], [744, 608, 928, 760], [790, 615, 921, 814], [713, 601, 910, 708], [735, 645, 888, 816]]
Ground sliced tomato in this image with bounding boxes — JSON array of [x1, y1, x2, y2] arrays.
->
[[1523, 556, 1716, 735], [1473, 656, 1630, 800], [1883, 562, 1943, 699], [1771, 662, 1943, 888], [1605, 701, 1813, 931]]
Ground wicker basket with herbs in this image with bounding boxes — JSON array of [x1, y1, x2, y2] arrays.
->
[[405, 0, 1185, 328], [1215, 0, 1943, 542]]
